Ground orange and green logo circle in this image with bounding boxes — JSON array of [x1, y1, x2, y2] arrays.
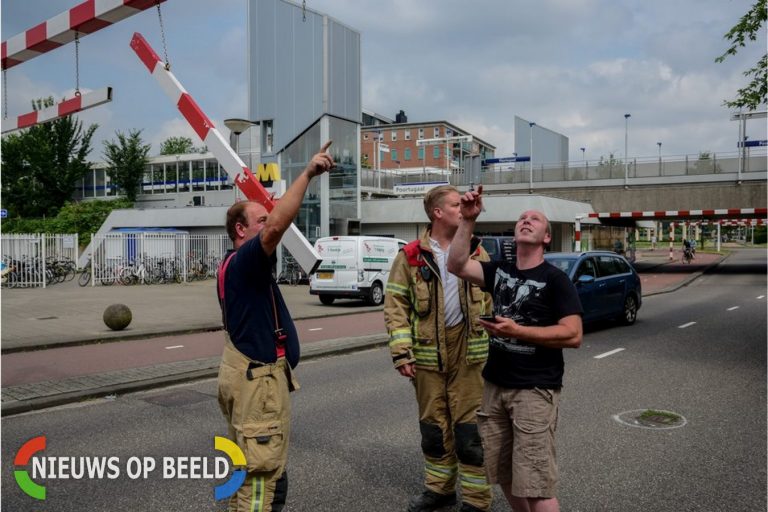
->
[[14, 435, 47, 500]]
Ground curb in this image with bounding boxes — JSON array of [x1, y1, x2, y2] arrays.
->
[[1, 333, 389, 416], [1, 307, 385, 355], [642, 253, 729, 297]]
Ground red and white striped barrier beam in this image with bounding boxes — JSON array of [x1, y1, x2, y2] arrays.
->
[[587, 208, 767, 220], [2, 0, 167, 70], [129, 32, 322, 275], [1, 87, 112, 134]]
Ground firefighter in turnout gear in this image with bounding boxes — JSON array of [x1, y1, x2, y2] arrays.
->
[[384, 185, 493, 512]]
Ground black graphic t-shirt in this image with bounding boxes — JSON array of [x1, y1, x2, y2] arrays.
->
[[480, 260, 582, 389]]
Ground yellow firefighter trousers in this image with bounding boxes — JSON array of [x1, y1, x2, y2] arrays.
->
[[218, 336, 299, 512], [413, 322, 491, 510]]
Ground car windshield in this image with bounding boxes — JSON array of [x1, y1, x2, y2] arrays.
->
[[545, 257, 576, 276]]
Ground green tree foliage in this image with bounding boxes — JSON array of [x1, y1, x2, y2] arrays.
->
[[102, 130, 151, 202], [1, 199, 133, 247], [159, 136, 198, 155], [0, 97, 97, 218], [716, 0, 767, 110]]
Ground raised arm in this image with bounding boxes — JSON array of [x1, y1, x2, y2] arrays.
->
[[447, 186, 486, 286], [260, 141, 334, 255]]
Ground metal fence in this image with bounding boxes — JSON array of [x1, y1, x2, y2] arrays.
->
[[85, 232, 232, 286], [361, 151, 767, 189], [1, 233, 79, 288]]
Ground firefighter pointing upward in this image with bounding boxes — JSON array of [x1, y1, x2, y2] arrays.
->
[[384, 185, 493, 512]]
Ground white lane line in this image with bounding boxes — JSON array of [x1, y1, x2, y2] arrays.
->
[[727, 306, 740, 311], [165, 345, 184, 350], [678, 322, 696, 329], [758, 295, 765, 300], [308, 328, 323, 332], [594, 348, 625, 359]]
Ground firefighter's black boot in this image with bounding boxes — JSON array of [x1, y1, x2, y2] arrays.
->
[[407, 489, 456, 512], [459, 502, 487, 512]]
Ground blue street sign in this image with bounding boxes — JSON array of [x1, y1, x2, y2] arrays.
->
[[0, 209, 7, 218], [483, 156, 530, 165], [738, 139, 767, 148]]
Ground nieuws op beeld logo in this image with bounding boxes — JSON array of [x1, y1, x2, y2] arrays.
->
[[14, 435, 247, 501]]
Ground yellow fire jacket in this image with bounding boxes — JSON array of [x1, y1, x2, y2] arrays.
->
[[384, 231, 492, 372]]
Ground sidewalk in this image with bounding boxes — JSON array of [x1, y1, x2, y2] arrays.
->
[[1, 250, 727, 415]]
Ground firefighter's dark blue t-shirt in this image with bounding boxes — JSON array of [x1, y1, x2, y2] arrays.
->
[[480, 260, 582, 389], [219, 235, 300, 368]]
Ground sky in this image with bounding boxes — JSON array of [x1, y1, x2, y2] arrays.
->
[[1, 0, 766, 163]]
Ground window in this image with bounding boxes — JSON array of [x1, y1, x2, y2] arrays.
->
[[404, 148, 411, 161], [575, 259, 597, 280], [404, 129, 411, 140], [262, 120, 274, 154], [418, 147, 424, 160], [434, 127, 440, 138], [391, 149, 398, 161], [364, 133, 369, 140], [613, 257, 632, 274], [418, 128, 424, 139], [596, 256, 621, 277], [433, 146, 440, 158], [446, 128, 453, 137], [391, 131, 397, 142]]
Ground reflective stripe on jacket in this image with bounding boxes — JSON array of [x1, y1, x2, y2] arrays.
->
[[383, 230, 492, 372]]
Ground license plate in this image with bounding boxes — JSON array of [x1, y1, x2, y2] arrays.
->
[[317, 271, 334, 279]]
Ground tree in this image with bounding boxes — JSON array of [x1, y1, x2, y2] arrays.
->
[[0, 97, 97, 218], [716, 0, 767, 110], [102, 130, 151, 202], [159, 136, 197, 155]]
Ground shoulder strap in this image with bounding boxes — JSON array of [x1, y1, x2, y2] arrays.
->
[[217, 252, 236, 330]]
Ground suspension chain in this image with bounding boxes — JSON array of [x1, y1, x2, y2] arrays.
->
[[3, 69, 8, 119], [74, 32, 81, 96], [302, 0, 307, 22], [156, 1, 171, 70]]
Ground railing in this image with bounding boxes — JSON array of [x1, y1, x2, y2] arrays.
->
[[361, 151, 767, 190], [86, 233, 232, 286], [1, 233, 79, 288]]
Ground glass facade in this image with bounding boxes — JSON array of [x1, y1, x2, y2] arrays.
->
[[283, 121, 322, 242], [327, 116, 359, 223]]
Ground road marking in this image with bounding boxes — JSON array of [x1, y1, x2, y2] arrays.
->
[[308, 328, 323, 331], [165, 345, 184, 350], [678, 322, 696, 329], [758, 295, 765, 300], [727, 306, 739, 311], [594, 348, 625, 359]]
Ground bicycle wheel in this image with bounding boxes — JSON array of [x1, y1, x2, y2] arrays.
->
[[78, 270, 91, 287]]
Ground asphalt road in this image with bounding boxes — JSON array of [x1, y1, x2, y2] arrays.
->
[[1, 249, 765, 512]]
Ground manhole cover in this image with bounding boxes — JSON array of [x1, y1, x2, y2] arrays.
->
[[142, 389, 215, 408], [613, 409, 687, 430]]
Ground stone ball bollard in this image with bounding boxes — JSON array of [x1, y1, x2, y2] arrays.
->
[[103, 304, 132, 331]]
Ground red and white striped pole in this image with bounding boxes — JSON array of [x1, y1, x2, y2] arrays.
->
[[1, 87, 112, 134], [129, 32, 322, 274], [668, 222, 675, 261], [574, 216, 582, 252]]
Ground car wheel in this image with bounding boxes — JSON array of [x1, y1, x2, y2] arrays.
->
[[319, 295, 335, 305], [621, 295, 638, 325], [368, 282, 384, 306]]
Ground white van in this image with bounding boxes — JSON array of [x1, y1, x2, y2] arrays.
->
[[309, 236, 407, 305]]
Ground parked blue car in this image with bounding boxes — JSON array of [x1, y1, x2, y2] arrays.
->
[[543, 251, 642, 325]]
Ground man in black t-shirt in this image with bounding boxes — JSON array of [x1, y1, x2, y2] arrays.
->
[[217, 142, 334, 512], [448, 186, 583, 512]]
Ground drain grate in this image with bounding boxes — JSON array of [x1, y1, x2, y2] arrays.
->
[[142, 389, 215, 408], [613, 409, 687, 430]]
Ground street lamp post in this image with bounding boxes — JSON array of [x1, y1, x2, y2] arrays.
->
[[657, 141, 662, 174], [580, 147, 585, 160], [529, 122, 536, 193], [624, 113, 631, 188]]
